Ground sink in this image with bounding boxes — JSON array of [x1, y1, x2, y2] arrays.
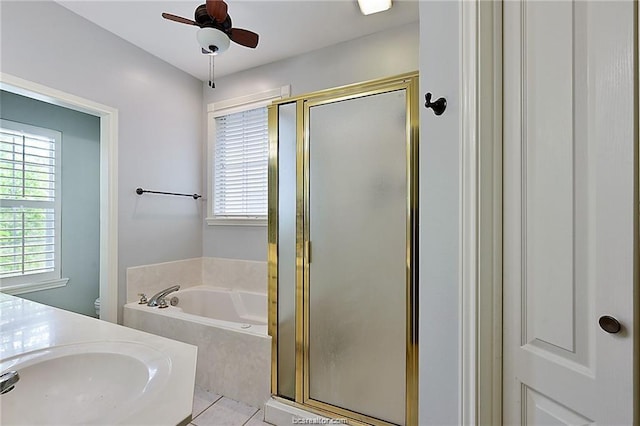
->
[[0, 341, 171, 425]]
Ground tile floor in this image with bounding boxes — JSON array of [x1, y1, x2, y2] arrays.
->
[[191, 387, 271, 426]]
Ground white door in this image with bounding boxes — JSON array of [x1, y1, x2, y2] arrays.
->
[[503, 1, 636, 425]]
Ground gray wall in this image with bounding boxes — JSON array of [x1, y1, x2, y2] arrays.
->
[[1, 90, 100, 317], [202, 22, 419, 261], [419, 1, 461, 424], [0, 1, 204, 322]]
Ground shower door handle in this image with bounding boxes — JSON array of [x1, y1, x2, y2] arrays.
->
[[306, 241, 312, 264]]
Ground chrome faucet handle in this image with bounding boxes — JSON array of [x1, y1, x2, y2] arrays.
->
[[137, 293, 148, 304], [1, 370, 19, 395], [158, 298, 169, 309]]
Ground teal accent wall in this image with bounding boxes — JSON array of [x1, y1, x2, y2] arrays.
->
[[1, 90, 100, 317]]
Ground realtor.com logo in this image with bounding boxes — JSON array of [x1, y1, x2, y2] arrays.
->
[[292, 417, 348, 425]]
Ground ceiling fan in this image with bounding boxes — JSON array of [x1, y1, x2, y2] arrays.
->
[[162, 0, 259, 87]]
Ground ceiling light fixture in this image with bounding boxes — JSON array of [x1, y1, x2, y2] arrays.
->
[[357, 0, 392, 15], [196, 27, 230, 55], [196, 28, 231, 88]]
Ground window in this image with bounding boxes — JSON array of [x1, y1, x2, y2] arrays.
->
[[207, 86, 290, 226], [0, 119, 65, 292], [213, 107, 269, 220]]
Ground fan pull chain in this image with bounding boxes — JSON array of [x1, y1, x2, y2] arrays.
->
[[208, 54, 215, 89]]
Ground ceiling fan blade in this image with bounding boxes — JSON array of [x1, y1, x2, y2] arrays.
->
[[162, 13, 198, 26], [230, 28, 259, 48], [206, 0, 228, 22]]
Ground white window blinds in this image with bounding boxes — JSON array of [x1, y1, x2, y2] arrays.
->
[[213, 107, 268, 219], [0, 124, 60, 282]]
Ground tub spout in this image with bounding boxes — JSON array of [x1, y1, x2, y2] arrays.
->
[[147, 285, 180, 307]]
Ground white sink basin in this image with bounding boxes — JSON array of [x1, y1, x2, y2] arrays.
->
[[0, 341, 171, 425]]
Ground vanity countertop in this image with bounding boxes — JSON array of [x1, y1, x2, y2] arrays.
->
[[0, 292, 197, 425]]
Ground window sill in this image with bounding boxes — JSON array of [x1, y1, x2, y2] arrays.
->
[[1, 278, 70, 296], [206, 217, 267, 227]]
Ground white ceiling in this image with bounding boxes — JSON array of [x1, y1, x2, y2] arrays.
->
[[57, 0, 419, 82]]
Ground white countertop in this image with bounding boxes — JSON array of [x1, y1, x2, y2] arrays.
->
[[0, 293, 197, 425]]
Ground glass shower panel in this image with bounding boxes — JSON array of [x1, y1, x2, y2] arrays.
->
[[307, 90, 407, 425], [277, 102, 297, 400]]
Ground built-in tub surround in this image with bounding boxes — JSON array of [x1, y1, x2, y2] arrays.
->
[[124, 286, 270, 408], [126, 257, 267, 303], [0, 293, 197, 426], [202, 257, 267, 294], [126, 257, 203, 304], [124, 258, 270, 409]]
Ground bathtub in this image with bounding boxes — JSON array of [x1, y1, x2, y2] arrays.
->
[[154, 285, 267, 329], [123, 286, 271, 408]]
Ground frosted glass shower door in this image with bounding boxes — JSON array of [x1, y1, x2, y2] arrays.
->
[[306, 89, 408, 425], [276, 102, 297, 400]]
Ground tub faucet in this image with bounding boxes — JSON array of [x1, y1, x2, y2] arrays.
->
[[147, 285, 180, 307]]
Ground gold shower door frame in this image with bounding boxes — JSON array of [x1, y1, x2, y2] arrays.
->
[[268, 72, 419, 426]]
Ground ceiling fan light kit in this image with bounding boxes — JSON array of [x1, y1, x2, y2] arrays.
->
[[162, 0, 259, 88], [357, 0, 392, 15], [197, 27, 230, 54]]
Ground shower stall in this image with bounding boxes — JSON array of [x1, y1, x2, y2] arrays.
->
[[268, 73, 419, 426]]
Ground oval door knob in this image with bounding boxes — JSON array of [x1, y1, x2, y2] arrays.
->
[[599, 315, 622, 334]]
